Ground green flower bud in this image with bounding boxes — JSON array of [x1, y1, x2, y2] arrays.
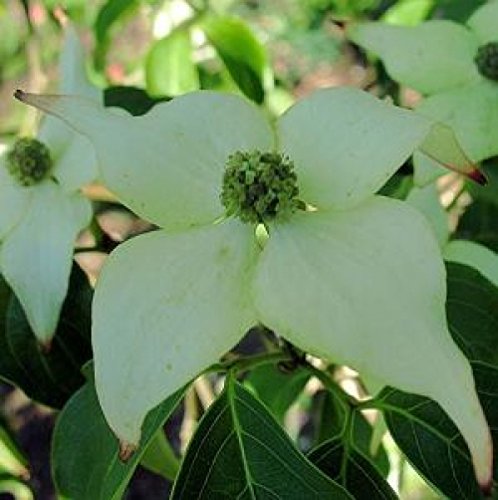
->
[[221, 150, 301, 224], [6, 138, 53, 187], [475, 42, 498, 82]]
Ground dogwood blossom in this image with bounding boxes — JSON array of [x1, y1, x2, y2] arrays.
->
[[16, 87, 492, 488], [349, 0, 498, 185], [0, 26, 98, 344]]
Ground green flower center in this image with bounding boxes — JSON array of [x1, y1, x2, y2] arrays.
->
[[475, 42, 498, 81], [6, 138, 53, 186], [221, 150, 301, 224]]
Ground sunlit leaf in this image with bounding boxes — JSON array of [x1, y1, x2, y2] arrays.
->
[[202, 16, 269, 104], [382, 0, 434, 26], [146, 30, 199, 97], [0, 419, 28, 478]]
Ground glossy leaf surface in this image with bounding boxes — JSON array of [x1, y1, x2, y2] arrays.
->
[[172, 376, 351, 499]]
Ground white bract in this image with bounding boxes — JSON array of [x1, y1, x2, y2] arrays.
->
[[17, 86, 492, 488], [349, 0, 498, 185], [0, 26, 98, 344]]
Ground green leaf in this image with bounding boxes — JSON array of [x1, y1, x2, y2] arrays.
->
[[0, 420, 28, 478], [456, 200, 498, 253], [104, 85, 169, 116], [310, 390, 390, 477], [145, 30, 200, 97], [433, 0, 486, 22], [52, 376, 185, 500], [244, 364, 310, 422], [382, 0, 434, 26], [0, 476, 33, 500], [371, 263, 498, 498], [377, 172, 413, 200], [94, 0, 140, 70], [202, 16, 269, 104], [172, 375, 352, 499], [140, 429, 179, 481], [375, 386, 481, 499], [308, 435, 397, 499], [375, 361, 498, 499], [446, 262, 498, 367], [0, 264, 92, 408], [310, 389, 348, 447]]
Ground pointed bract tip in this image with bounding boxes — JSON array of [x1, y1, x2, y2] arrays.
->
[[468, 168, 488, 186], [479, 477, 493, 497], [475, 446, 494, 498], [39, 338, 53, 354], [118, 440, 137, 462], [14, 89, 26, 102]]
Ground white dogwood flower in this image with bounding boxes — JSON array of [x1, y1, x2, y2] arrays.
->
[[0, 25, 98, 344], [350, 0, 498, 185], [16, 87, 492, 488]]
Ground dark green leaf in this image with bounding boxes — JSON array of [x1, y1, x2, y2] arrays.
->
[[369, 263, 498, 497], [375, 362, 498, 499], [0, 265, 92, 408], [0, 277, 19, 385], [375, 386, 480, 499], [202, 16, 269, 104], [377, 173, 412, 199], [309, 389, 390, 477], [455, 200, 498, 252], [310, 389, 348, 447], [349, 411, 390, 478], [104, 86, 169, 116], [146, 30, 199, 97], [308, 431, 397, 499], [432, 0, 486, 22], [172, 375, 352, 499], [244, 364, 310, 422], [52, 376, 184, 500], [446, 262, 498, 366]]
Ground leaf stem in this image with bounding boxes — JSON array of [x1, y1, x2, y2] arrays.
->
[[302, 361, 361, 409], [207, 350, 293, 375]]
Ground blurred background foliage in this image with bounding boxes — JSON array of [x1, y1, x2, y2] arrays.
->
[[0, 0, 496, 498]]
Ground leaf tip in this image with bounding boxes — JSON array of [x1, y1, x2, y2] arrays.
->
[[468, 167, 488, 186], [118, 440, 137, 462], [479, 476, 493, 497], [474, 429, 494, 498], [39, 338, 53, 354], [14, 89, 26, 102]]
